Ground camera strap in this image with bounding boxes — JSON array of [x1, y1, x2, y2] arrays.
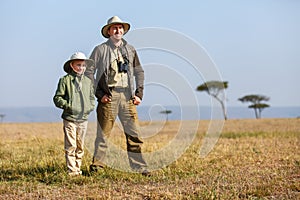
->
[[112, 47, 125, 64]]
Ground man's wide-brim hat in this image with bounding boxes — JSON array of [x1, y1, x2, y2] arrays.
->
[[63, 52, 94, 73], [101, 16, 130, 38]]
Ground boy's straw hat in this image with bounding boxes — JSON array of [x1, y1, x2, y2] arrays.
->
[[63, 52, 94, 73], [101, 16, 130, 38]]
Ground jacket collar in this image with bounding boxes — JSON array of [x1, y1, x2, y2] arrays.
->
[[107, 38, 128, 49], [68, 70, 83, 78]]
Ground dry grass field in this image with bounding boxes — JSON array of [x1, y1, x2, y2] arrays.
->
[[0, 118, 299, 199]]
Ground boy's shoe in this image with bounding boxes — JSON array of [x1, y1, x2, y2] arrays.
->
[[68, 171, 81, 176]]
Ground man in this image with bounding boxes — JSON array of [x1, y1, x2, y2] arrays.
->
[[86, 16, 149, 176]]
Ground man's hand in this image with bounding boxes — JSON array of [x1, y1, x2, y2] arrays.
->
[[133, 96, 141, 105], [101, 94, 111, 103]]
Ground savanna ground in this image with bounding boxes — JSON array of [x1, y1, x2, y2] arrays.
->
[[0, 118, 299, 199]]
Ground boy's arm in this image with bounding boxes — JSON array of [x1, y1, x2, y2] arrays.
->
[[53, 78, 69, 110], [89, 81, 96, 110]]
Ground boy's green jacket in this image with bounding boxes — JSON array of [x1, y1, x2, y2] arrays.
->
[[53, 72, 95, 122]]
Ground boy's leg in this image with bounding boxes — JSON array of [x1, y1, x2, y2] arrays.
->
[[63, 120, 78, 174], [75, 120, 88, 173]]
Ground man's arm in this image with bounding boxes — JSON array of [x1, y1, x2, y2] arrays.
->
[[85, 46, 99, 83], [133, 50, 144, 100]]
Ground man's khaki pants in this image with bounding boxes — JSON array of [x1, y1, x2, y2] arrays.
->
[[92, 88, 147, 171], [63, 120, 88, 174]]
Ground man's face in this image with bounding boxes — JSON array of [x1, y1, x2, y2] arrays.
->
[[108, 24, 124, 40]]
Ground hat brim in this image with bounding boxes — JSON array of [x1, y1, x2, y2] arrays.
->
[[63, 59, 94, 73], [101, 22, 130, 38]]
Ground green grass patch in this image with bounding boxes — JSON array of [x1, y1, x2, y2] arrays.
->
[[0, 119, 299, 199]]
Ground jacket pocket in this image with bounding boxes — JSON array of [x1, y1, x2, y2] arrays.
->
[[69, 97, 81, 115]]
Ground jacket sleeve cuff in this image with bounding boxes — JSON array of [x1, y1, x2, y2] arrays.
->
[[135, 87, 144, 100]]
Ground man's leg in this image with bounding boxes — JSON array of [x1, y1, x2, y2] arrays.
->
[[118, 92, 147, 171], [92, 98, 118, 169]]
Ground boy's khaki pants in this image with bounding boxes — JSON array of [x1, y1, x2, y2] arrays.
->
[[63, 120, 88, 175]]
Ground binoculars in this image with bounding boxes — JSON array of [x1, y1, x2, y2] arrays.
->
[[117, 57, 129, 73]]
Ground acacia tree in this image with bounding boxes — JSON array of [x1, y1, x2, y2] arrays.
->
[[196, 81, 228, 120], [0, 114, 5, 123], [160, 109, 172, 122], [238, 94, 270, 119]]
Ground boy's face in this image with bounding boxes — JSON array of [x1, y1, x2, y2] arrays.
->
[[70, 60, 86, 75]]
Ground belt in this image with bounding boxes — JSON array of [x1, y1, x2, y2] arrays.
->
[[109, 87, 127, 92]]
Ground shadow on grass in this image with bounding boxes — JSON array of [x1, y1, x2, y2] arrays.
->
[[0, 164, 150, 186], [0, 163, 66, 184]]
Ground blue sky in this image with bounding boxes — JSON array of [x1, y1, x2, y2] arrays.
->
[[0, 0, 299, 108]]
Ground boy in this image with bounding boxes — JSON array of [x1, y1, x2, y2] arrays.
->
[[53, 52, 95, 176]]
